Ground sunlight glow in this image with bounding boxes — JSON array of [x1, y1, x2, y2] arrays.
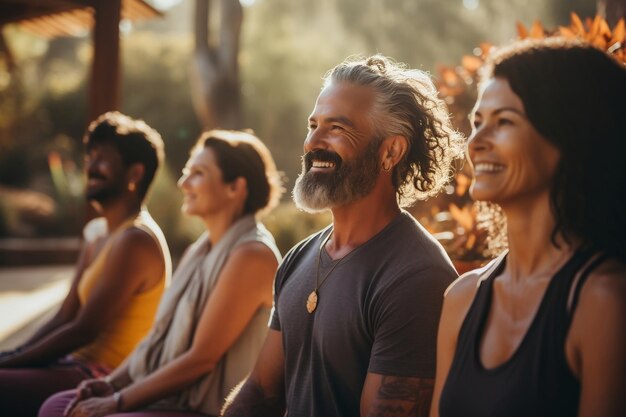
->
[[119, 19, 133, 34], [153, 0, 183, 10], [463, 0, 479, 10], [240, 0, 257, 7]]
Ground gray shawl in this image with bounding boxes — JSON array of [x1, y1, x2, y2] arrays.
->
[[127, 215, 280, 415]]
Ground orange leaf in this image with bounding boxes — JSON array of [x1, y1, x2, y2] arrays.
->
[[438, 66, 462, 86], [599, 18, 611, 38], [592, 36, 607, 50], [516, 21, 528, 39], [589, 15, 602, 38], [570, 12, 585, 35], [449, 204, 474, 231], [611, 18, 625, 44], [455, 173, 471, 196], [465, 233, 477, 250], [462, 55, 484, 73], [558, 26, 577, 39], [589, 15, 599, 37], [529, 19, 545, 39], [479, 42, 493, 57]]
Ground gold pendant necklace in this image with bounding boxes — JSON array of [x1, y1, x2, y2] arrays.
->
[[307, 229, 353, 314], [306, 291, 319, 314]]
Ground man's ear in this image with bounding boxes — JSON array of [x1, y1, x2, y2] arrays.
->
[[380, 135, 408, 171], [127, 163, 146, 189]]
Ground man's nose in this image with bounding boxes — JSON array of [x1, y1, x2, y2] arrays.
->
[[304, 127, 329, 154]]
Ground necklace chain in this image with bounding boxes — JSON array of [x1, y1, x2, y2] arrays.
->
[[306, 229, 353, 314]]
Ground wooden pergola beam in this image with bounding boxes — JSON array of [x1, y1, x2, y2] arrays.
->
[[0, 0, 161, 122], [0, 0, 91, 25], [89, 0, 121, 120]]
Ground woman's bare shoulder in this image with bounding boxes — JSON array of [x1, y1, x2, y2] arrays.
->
[[445, 257, 500, 302], [578, 257, 626, 309]]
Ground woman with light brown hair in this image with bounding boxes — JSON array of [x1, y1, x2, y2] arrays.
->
[[40, 130, 284, 417]]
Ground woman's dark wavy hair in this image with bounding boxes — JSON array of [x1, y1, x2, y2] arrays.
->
[[192, 130, 284, 217], [483, 38, 626, 260], [324, 55, 464, 206]]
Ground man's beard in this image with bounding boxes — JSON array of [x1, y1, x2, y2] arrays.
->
[[292, 139, 381, 213], [85, 172, 126, 204]]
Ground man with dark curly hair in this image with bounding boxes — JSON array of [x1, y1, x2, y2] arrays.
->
[[0, 112, 170, 417], [222, 55, 463, 417]]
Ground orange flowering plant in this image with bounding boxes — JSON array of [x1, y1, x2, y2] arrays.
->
[[422, 13, 626, 269], [436, 13, 626, 119], [412, 170, 490, 268]]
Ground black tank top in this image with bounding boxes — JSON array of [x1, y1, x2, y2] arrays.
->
[[439, 250, 605, 417]]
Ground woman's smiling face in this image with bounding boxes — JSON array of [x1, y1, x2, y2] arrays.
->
[[178, 147, 233, 219], [467, 77, 561, 207]]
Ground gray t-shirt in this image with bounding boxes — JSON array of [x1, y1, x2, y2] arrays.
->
[[270, 211, 457, 417]]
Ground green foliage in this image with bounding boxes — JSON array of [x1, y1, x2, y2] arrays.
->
[[121, 32, 201, 172], [0, 0, 599, 257]]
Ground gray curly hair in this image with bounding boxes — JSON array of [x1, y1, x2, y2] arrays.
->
[[324, 54, 464, 206]]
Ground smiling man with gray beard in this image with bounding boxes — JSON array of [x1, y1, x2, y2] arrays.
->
[[222, 55, 463, 417]]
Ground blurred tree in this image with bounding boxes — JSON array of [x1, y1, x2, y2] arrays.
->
[[121, 32, 200, 171], [599, 0, 626, 24], [548, 0, 599, 25], [1, 0, 610, 249], [190, 0, 243, 129]]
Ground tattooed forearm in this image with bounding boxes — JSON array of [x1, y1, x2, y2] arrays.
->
[[366, 376, 434, 417], [377, 376, 434, 401]]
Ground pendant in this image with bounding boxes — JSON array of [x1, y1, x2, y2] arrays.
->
[[306, 290, 318, 314]]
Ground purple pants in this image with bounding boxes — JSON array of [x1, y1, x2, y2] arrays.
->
[[0, 362, 91, 417], [40, 390, 213, 417]]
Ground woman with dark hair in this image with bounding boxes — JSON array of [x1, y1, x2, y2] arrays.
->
[[431, 38, 626, 417], [40, 130, 284, 417]]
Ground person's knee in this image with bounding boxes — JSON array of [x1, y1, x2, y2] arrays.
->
[[39, 390, 77, 417]]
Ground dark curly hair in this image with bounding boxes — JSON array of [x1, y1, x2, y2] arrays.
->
[[483, 38, 626, 260], [324, 55, 464, 206], [192, 130, 284, 217], [84, 111, 164, 200]]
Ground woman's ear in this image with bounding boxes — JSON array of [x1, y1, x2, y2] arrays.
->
[[229, 177, 248, 198], [380, 135, 408, 171]]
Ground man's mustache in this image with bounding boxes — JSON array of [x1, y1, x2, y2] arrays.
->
[[303, 149, 342, 171], [87, 171, 107, 181]]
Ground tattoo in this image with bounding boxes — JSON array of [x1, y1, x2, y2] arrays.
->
[[368, 377, 434, 417]]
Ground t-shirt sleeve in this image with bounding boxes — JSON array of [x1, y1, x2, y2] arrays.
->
[[368, 264, 456, 378], [268, 243, 299, 331], [269, 267, 283, 330]]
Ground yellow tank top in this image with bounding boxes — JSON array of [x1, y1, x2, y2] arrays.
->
[[73, 210, 171, 369]]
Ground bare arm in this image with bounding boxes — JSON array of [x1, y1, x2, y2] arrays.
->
[[221, 329, 286, 417], [569, 260, 626, 417], [0, 228, 164, 368], [110, 242, 279, 411], [361, 373, 434, 417]]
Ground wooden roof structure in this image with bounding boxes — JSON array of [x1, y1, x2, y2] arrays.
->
[[0, 0, 161, 37], [0, 0, 163, 119]]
